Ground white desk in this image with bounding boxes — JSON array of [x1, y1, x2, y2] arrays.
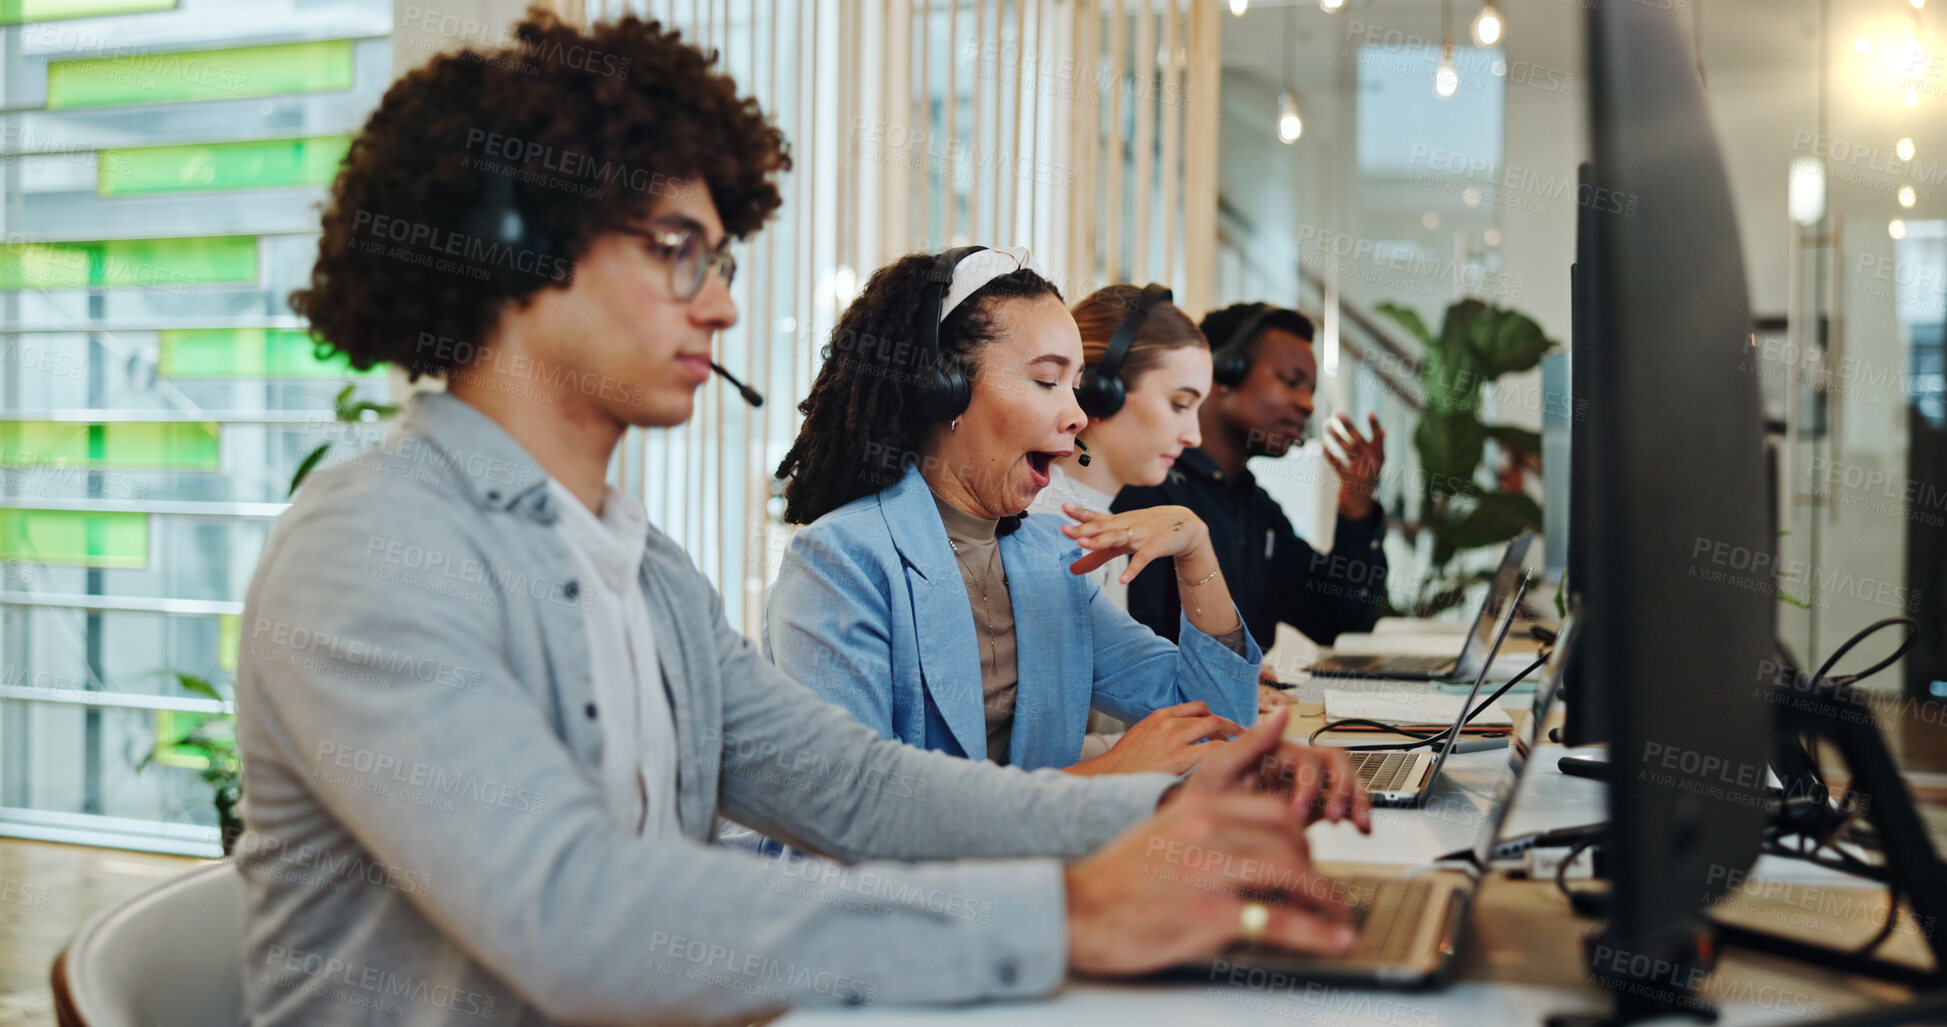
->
[[779, 745, 1914, 1025]]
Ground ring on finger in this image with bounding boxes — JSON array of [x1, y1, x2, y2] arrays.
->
[[1239, 901, 1270, 944]]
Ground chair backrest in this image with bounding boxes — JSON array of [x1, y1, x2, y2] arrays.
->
[[52, 861, 243, 1027]]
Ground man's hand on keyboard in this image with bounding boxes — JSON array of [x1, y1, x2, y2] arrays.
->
[[1174, 708, 1373, 833]]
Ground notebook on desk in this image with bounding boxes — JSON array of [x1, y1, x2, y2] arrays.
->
[[1180, 612, 1571, 991], [1305, 535, 1532, 681]]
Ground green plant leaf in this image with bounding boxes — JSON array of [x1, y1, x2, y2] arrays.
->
[[172, 671, 224, 703], [289, 442, 331, 495], [1440, 299, 1492, 355], [1419, 341, 1486, 414], [1414, 410, 1487, 491], [1485, 424, 1543, 456], [1375, 301, 1434, 348], [1432, 492, 1545, 566], [1469, 307, 1554, 377]]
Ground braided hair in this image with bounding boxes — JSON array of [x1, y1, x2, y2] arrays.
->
[[775, 251, 1062, 525]]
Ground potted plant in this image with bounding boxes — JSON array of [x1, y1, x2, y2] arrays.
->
[[139, 672, 241, 855], [1377, 298, 1555, 614]]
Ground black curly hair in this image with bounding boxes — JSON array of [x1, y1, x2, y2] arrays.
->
[[291, 7, 789, 379], [774, 252, 1063, 525]]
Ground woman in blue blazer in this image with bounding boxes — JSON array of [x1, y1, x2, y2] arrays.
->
[[765, 247, 1262, 774]]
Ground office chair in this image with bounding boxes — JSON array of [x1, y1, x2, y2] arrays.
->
[[51, 861, 243, 1027]]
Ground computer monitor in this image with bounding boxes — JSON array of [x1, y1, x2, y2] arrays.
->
[[1580, 0, 1775, 1019], [1558, 162, 1600, 749]]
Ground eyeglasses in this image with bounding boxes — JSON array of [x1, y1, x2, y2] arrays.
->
[[614, 224, 736, 301]]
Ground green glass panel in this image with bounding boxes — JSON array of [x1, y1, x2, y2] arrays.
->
[[0, 0, 174, 25], [0, 420, 219, 469], [219, 613, 239, 672], [0, 235, 256, 290], [0, 508, 148, 568], [153, 710, 214, 771], [47, 39, 354, 110], [158, 327, 377, 378], [99, 136, 350, 196]]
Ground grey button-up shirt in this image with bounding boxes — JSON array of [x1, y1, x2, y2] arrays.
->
[[235, 392, 1173, 1026]]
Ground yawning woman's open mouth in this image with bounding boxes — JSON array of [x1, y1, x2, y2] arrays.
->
[[1024, 451, 1057, 489]]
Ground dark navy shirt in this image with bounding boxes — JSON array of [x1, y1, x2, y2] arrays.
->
[[1113, 447, 1388, 650]]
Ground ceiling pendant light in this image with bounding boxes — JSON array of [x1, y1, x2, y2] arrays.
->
[[1471, 0, 1504, 47], [1321, 0, 1346, 10], [1890, 218, 1909, 239], [1279, 91, 1304, 143], [1277, 8, 1302, 143], [1229, 0, 1247, 15], [1435, 0, 1460, 99], [1899, 185, 1918, 208], [1898, 137, 1917, 161]]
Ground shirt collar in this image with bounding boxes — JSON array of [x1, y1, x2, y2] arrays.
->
[[547, 479, 649, 593], [393, 392, 550, 512], [1043, 464, 1115, 515], [1174, 446, 1251, 489], [929, 489, 1000, 544]]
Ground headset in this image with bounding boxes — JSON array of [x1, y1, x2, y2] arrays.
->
[[1210, 302, 1275, 389], [459, 171, 767, 407], [1075, 282, 1173, 418], [460, 172, 557, 293], [910, 245, 989, 421]]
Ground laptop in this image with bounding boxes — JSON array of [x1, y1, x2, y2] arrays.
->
[[1306, 534, 1534, 680], [1189, 606, 1569, 991], [1336, 574, 1529, 808]]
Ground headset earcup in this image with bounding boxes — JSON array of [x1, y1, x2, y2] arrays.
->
[[1075, 369, 1125, 418], [1211, 348, 1250, 388], [915, 364, 971, 421]]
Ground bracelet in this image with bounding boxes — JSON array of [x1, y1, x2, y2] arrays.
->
[[1176, 564, 1220, 588]]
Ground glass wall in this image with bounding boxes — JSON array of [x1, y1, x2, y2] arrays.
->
[[1216, 0, 1946, 699], [0, 0, 392, 854]]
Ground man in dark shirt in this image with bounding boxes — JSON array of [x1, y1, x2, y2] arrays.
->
[[1114, 302, 1389, 665]]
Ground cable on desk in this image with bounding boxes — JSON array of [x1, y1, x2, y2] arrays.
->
[[1759, 617, 1918, 959], [1554, 832, 1605, 918], [1308, 651, 1550, 752]]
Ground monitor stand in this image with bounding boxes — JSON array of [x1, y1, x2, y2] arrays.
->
[[1708, 665, 1947, 989], [1551, 654, 1946, 1027]]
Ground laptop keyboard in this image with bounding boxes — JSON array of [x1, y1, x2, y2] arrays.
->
[[1322, 654, 1452, 673], [1342, 877, 1436, 962], [1349, 751, 1420, 794]]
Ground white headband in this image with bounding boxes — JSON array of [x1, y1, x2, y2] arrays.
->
[[939, 246, 1042, 322]]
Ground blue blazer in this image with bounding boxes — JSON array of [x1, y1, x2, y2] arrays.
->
[[763, 461, 1261, 770]]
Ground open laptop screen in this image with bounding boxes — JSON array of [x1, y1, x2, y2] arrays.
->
[[1451, 534, 1536, 681], [1466, 613, 1575, 868]]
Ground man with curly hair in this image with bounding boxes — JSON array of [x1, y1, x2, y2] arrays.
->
[[238, 9, 1368, 1025]]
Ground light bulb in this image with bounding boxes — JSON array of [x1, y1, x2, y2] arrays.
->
[[1229, 0, 1247, 15], [1908, 87, 1922, 107], [1855, 36, 1873, 54], [1320, 0, 1345, 11], [1471, 1, 1504, 47], [1900, 185, 1918, 207], [1898, 137, 1917, 161], [1278, 91, 1303, 143], [1890, 218, 1908, 240], [1435, 41, 1459, 99], [1915, 0, 1926, 9], [1899, 38, 1927, 75]]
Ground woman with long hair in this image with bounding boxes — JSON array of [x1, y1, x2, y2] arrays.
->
[[766, 248, 1264, 776]]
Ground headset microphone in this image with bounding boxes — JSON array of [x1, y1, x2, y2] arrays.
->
[[1075, 439, 1092, 467], [708, 361, 765, 408]]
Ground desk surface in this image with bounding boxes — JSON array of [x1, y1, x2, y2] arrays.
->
[[779, 733, 1923, 1025]]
